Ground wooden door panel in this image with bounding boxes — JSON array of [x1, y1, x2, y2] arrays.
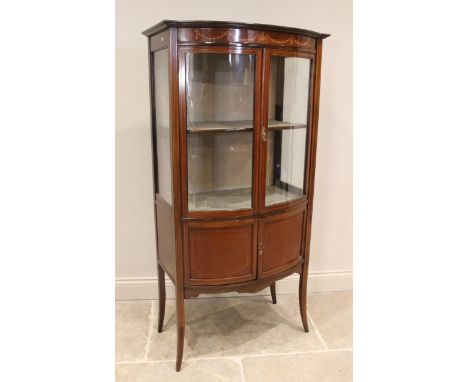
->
[[183, 218, 257, 285], [260, 207, 306, 277]]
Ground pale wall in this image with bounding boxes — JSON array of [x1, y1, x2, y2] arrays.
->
[[116, 0, 352, 298]]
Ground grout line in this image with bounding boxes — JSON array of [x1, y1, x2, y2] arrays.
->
[[239, 348, 353, 360], [117, 359, 176, 365], [115, 348, 353, 365], [307, 311, 328, 350], [142, 300, 155, 361], [231, 357, 247, 382]]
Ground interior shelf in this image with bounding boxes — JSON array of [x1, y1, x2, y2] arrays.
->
[[188, 185, 302, 211], [267, 120, 307, 131], [187, 120, 253, 133], [187, 120, 306, 133]]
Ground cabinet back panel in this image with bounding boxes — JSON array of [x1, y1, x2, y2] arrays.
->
[[187, 132, 253, 193]]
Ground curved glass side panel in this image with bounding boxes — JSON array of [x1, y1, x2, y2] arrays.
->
[[153, 49, 172, 205]]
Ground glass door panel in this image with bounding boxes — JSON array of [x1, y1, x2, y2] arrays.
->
[[265, 55, 311, 206], [186, 52, 256, 211]]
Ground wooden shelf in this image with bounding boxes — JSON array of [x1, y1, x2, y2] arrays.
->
[[187, 120, 306, 133], [187, 120, 253, 133], [188, 185, 301, 211], [267, 120, 306, 131]]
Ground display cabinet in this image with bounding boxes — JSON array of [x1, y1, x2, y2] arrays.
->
[[142, 20, 329, 371]]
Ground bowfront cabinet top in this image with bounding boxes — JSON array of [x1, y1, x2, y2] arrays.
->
[[143, 20, 329, 371]]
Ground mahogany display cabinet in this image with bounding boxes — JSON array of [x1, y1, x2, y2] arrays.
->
[[142, 20, 329, 371]]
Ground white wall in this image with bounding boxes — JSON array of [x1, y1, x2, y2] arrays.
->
[[116, 0, 353, 299]]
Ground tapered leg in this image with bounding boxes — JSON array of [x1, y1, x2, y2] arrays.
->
[[175, 291, 185, 372], [299, 270, 309, 333], [157, 265, 166, 333], [270, 282, 277, 304]]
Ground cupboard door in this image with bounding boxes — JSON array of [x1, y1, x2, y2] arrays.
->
[[183, 218, 257, 285], [259, 208, 306, 277], [261, 49, 315, 209], [180, 46, 262, 216]]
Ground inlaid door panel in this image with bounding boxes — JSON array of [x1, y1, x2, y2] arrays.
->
[[259, 207, 306, 277], [183, 218, 257, 285]]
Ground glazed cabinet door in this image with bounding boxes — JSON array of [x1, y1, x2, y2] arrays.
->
[[258, 207, 306, 278], [179, 46, 262, 218], [260, 49, 315, 211], [183, 219, 257, 285]]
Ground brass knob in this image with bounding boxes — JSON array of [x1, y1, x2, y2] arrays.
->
[[261, 127, 267, 142]]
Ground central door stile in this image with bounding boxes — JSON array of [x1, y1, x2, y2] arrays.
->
[[257, 47, 268, 212]]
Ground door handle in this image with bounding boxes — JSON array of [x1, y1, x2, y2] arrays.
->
[[261, 126, 267, 142]]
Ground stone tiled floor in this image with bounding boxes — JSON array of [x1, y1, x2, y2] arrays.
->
[[116, 291, 352, 381]]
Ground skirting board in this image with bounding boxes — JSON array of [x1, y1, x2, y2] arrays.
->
[[116, 270, 352, 301]]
